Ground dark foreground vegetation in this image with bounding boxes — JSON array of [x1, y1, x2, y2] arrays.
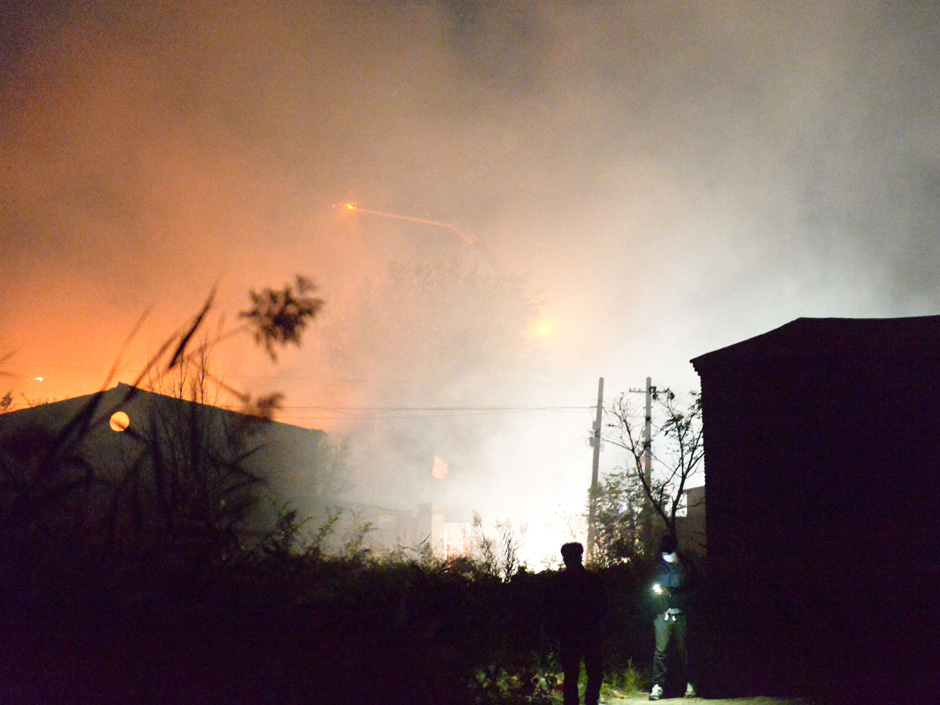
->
[[10, 275, 916, 705], [0, 521, 663, 705], [0, 280, 663, 705]]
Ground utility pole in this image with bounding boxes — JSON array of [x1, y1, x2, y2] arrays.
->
[[644, 376, 653, 498], [630, 377, 656, 552], [586, 376, 604, 559]]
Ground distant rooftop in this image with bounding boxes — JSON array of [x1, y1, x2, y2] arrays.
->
[[692, 315, 940, 370]]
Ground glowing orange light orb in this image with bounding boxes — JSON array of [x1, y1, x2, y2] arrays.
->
[[109, 411, 130, 432]]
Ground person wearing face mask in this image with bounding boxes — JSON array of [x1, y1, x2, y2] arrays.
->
[[649, 533, 696, 700]]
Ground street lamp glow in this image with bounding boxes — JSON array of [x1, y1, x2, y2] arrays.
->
[[534, 320, 554, 337], [333, 201, 476, 245]]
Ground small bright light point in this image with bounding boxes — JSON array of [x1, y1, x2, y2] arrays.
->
[[344, 202, 357, 210], [34, 377, 43, 382], [535, 321, 553, 336]]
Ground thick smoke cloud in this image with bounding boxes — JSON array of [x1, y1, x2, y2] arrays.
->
[[2, 1, 939, 563]]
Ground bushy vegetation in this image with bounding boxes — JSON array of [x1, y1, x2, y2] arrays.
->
[[0, 489, 655, 704], [0, 507, 656, 705], [0, 280, 658, 704]]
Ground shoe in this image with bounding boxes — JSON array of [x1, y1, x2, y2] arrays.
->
[[685, 682, 696, 698], [650, 684, 663, 701]]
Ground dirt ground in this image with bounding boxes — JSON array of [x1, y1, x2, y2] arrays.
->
[[603, 695, 814, 705]]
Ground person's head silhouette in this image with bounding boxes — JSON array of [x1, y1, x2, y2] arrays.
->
[[560, 541, 584, 569]]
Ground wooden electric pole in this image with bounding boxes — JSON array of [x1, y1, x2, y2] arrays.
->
[[587, 377, 604, 559], [629, 377, 656, 553]]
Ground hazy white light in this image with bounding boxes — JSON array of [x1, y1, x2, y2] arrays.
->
[[432, 454, 449, 479]]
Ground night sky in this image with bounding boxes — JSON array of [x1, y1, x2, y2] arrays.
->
[[2, 1, 939, 564]]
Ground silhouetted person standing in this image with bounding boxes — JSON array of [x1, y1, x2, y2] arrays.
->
[[649, 533, 696, 700], [549, 542, 608, 705]]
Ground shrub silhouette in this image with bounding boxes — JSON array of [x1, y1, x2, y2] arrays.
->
[[0, 279, 652, 704]]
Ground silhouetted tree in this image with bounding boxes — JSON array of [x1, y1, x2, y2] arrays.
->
[[590, 470, 648, 566], [602, 391, 704, 551], [317, 259, 541, 504], [322, 260, 536, 391]]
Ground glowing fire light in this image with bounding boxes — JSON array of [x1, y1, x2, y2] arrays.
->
[[431, 454, 449, 479]]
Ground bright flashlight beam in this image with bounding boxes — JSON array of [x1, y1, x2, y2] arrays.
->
[[334, 202, 476, 245]]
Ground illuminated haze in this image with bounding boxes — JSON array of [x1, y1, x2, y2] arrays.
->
[[2, 1, 939, 565]]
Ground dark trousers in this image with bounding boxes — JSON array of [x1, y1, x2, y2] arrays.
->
[[653, 612, 689, 688], [560, 632, 602, 705]]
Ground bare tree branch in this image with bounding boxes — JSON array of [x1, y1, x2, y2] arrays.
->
[[602, 390, 704, 548]]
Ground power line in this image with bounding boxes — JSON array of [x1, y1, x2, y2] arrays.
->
[[1, 401, 593, 417], [1, 361, 606, 389], [257, 404, 593, 420]]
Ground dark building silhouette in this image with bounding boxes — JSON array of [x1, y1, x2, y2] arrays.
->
[[692, 316, 940, 697], [0, 383, 337, 543], [676, 485, 705, 561], [0, 384, 466, 557], [0, 382, 330, 471]]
